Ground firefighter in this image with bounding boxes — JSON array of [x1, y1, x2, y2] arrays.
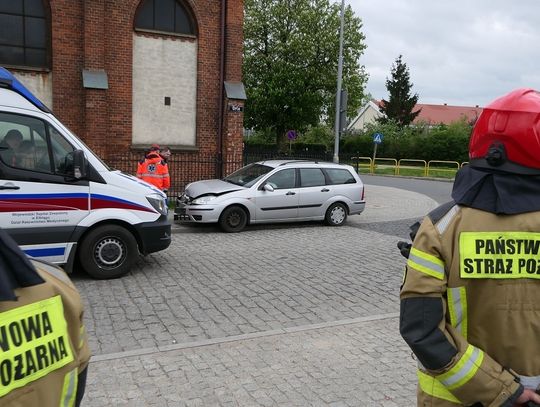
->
[[399, 88, 540, 406], [0, 229, 90, 406], [136, 144, 170, 193]]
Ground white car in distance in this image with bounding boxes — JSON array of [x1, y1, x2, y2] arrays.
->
[[175, 160, 366, 232]]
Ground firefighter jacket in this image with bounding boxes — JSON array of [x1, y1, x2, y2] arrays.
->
[[0, 259, 91, 407], [397, 201, 540, 406], [136, 152, 170, 191]]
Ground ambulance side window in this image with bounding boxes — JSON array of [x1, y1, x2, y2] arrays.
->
[[0, 112, 49, 172], [48, 125, 75, 175], [0, 112, 75, 178]]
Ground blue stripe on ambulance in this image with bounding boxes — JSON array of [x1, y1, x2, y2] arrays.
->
[[1, 192, 150, 211], [90, 193, 155, 212], [0, 193, 88, 199], [24, 247, 66, 257], [21, 243, 74, 265]]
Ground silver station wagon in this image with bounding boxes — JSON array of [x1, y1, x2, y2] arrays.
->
[[174, 160, 366, 232]]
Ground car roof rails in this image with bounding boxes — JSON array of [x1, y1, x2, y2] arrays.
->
[[278, 160, 319, 166], [0, 67, 52, 113]]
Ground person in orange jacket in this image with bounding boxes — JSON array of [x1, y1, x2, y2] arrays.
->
[[136, 144, 170, 193]]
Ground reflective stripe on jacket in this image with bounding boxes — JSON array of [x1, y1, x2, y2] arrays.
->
[[136, 153, 170, 191], [398, 204, 540, 406], [0, 261, 91, 407]]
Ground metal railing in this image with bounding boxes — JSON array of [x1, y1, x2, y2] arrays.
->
[[427, 160, 460, 177], [371, 158, 398, 175], [349, 156, 373, 174], [397, 159, 427, 177], [101, 150, 242, 200]]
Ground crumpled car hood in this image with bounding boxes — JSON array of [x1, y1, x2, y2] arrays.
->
[[185, 179, 244, 198]]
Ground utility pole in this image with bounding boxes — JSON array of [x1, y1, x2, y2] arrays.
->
[[333, 0, 345, 163]]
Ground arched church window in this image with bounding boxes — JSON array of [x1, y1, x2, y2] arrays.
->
[[135, 0, 195, 35]]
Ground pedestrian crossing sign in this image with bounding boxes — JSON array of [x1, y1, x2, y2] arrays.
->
[[373, 133, 383, 144]]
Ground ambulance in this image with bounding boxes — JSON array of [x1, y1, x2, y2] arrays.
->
[[0, 67, 171, 279]]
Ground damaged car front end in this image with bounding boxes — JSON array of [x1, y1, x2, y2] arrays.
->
[[174, 163, 274, 228], [174, 179, 244, 223]]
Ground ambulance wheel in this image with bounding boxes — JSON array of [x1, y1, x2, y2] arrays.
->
[[219, 205, 248, 232], [325, 202, 347, 226], [79, 225, 138, 279]]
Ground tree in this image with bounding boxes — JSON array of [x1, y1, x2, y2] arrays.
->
[[299, 124, 334, 150], [243, 0, 368, 148], [380, 55, 421, 127]]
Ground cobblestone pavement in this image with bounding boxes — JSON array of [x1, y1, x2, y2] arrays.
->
[[75, 185, 439, 406]]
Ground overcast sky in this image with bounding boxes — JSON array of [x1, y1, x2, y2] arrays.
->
[[348, 0, 540, 107]]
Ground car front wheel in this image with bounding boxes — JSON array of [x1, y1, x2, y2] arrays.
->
[[325, 202, 347, 226], [79, 225, 138, 279], [219, 205, 248, 232]]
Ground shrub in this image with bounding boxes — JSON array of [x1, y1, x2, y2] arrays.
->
[[341, 119, 471, 162]]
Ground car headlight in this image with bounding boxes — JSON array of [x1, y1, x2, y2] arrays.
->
[[146, 195, 168, 215], [192, 195, 216, 205]]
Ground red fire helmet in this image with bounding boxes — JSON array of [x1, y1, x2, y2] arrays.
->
[[469, 88, 540, 174]]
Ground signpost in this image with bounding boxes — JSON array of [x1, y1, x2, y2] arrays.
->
[[287, 130, 297, 154], [372, 133, 383, 173], [333, 0, 345, 163]]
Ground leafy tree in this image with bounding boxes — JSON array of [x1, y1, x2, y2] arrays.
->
[[380, 55, 421, 126], [298, 125, 334, 150], [243, 127, 276, 145], [243, 0, 368, 148]]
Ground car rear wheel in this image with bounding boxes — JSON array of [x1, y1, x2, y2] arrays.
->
[[219, 206, 248, 233], [325, 202, 347, 226], [79, 225, 138, 279]]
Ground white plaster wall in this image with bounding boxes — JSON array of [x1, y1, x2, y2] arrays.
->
[[13, 72, 53, 109], [351, 106, 382, 131], [132, 35, 197, 147]]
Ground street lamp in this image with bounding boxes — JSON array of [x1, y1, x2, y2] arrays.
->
[[333, 0, 345, 163]]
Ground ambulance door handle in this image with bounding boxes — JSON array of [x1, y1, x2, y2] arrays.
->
[[0, 184, 20, 190]]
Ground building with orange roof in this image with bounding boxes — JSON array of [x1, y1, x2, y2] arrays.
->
[[414, 103, 482, 126], [347, 100, 483, 132]]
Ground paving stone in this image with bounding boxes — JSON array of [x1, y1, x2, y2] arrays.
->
[[75, 185, 438, 406]]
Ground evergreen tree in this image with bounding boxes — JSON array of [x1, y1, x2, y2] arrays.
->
[[380, 55, 421, 126]]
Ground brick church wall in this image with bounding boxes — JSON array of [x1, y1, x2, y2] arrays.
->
[[10, 0, 244, 187]]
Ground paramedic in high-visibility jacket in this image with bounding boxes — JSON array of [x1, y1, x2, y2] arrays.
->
[[0, 229, 91, 407], [136, 145, 171, 193], [399, 88, 540, 406]]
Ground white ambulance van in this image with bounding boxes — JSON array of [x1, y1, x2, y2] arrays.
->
[[0, 67, 171, 279]]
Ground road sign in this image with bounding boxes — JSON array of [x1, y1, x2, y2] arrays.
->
[[287, 130, 297, 140], [373, 133, 383, 144]]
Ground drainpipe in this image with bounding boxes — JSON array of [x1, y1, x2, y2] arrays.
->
[[217, 0, 227, 178]]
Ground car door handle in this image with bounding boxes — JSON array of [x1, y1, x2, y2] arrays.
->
[[286, 191, 296, 195], [0, 184, 20, 190], [321, 188, 330, 192]]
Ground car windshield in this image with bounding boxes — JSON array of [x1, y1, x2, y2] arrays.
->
[[224, 163, 273, 187]]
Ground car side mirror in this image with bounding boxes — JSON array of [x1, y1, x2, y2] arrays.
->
[[263, 183, 274, 192], [67, 149, 87, 179], [73, 149, 87, 179]]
